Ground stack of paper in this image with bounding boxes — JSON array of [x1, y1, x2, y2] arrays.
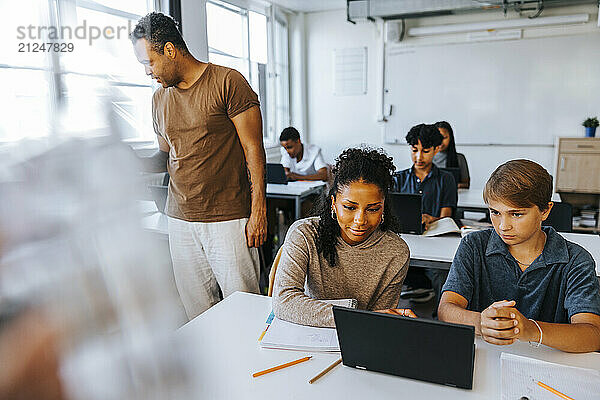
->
[[260, 317, 340, 352], [501, 352, 600, 400], [259, 298, 355, 352]]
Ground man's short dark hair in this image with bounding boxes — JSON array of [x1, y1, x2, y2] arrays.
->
[[279, 127, 300, 142], [130, 12, 189, 55], [405, 124, 442, 149]]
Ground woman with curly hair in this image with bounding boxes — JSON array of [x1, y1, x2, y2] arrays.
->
[[272, 147, 413, 327]]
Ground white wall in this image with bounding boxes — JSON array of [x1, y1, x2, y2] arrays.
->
[[302, 5, 599, 189]]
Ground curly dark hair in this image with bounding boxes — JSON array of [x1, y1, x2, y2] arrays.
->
[[316, 146, 400, 267], [130, 12, 189, 55], [405, 123, 442, 149]]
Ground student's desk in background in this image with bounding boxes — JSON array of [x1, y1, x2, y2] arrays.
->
[[402, 232, 600, 276], [140, 179, 327, 236], [178, 292, 600, 400], [267, 181, 326, 220], [140, 202, 600, 276]]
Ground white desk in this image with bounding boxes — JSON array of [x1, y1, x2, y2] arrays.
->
[[402, 232, 600, 276], [267, 181, 326, 220], [137, 199, 160, 215], [140, 181, 326, 236], [142, 211, 168, 236], [141, 213, 600, 275], [179, 292, 600, 400]]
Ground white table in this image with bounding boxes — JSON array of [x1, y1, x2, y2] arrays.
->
[[179, 292, 600, 400], [402, 232, 600, 276], [141, 211, 168, 236], [267, 181, 326, 220], [137, 199, 160, 216], [141, 212, 600, 276], [140, 181, 326, 236]]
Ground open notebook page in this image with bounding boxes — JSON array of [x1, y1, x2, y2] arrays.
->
[[501, 352, 600, 400]]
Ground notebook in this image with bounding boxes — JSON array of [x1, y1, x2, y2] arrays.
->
[[422, 217, 461, 237], [259, 298, 356, 352], [501, 353, 600, 400], [422, 217, 490, 237]]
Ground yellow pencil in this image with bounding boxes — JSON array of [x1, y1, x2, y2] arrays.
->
[[537, 381, 575, 400], [252, 356, 312, 378], [308, 357, 342, 384], [257, 324, 269, 342]]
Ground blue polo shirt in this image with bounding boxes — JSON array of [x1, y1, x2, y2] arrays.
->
[[393, 165, 457, 217], [442, 226, 600, 323]]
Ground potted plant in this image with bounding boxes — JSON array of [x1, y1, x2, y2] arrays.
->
[[582, 117, 599, 138]]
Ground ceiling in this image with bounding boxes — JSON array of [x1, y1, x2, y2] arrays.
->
[[268, 0, 346, 13]]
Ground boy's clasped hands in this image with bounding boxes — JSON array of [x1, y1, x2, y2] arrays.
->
[[479, 300, 539, 345]]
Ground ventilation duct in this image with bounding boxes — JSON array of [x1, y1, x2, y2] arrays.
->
[[347, 0, 598, 22]]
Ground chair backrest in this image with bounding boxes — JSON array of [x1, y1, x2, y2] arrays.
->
[[267, 246, 284, 297], [542, 201, 573, 232], [161, 172, 170, 186]]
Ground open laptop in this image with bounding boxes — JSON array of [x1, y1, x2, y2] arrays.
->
[[389, 192, 424, 234], [333, 307, 475, 389], [266, 163, 288, 184]]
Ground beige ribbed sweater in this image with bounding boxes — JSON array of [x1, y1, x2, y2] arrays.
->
[[272, 217, 410, 328]]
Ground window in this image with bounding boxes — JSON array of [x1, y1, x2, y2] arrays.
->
[[206, 0, 289, 146], [1, 0, 155, 142]]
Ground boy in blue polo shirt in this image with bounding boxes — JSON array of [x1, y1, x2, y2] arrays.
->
[[394, 124, 457, 312], [394, 124, 457, 226], [439, 159, 600, 353]]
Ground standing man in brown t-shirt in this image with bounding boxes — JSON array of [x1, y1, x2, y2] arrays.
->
[[131, 12, 266, 320]]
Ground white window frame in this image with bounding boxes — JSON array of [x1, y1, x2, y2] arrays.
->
[[1, 0, 156, 144], [206, 0, 290, 148]]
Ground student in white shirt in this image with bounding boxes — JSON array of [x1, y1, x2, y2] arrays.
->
[[279, 127, 328, 181]]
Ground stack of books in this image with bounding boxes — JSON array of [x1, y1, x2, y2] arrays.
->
[[573, 210, 598, 229]]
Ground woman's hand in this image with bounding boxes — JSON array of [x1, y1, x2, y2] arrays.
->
[[375, 308, 418, 318]]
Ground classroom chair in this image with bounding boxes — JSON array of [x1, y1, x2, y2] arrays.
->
[[267, 246, 283, 296], [542, 201, 573, 233]]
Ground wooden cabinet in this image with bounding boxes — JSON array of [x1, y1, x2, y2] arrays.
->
[[555, 138, 600, 193]]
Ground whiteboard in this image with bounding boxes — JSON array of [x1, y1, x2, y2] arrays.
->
[[383, 33, 600, 145]]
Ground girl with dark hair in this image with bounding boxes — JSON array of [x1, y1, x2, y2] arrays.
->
[[433, 121, 471, 188], [272, 147, 413, 327]]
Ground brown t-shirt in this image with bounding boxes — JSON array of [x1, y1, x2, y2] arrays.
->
[[152, 63, 260, 222]]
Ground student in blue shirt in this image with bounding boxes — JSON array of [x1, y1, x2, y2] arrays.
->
[[393, 123, 458, 312], [394, 124, 458, 226], [439, 159, 600, 353]]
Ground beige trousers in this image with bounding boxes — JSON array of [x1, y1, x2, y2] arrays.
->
[[168, 217, 260, 320]]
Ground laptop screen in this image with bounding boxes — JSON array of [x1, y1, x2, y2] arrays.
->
[[266, 163, 288, 184], [389, 192, 423, 234], [333, 307, 475, 389]]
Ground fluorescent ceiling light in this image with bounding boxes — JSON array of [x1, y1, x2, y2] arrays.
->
[[408, 13, 589, 36]]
